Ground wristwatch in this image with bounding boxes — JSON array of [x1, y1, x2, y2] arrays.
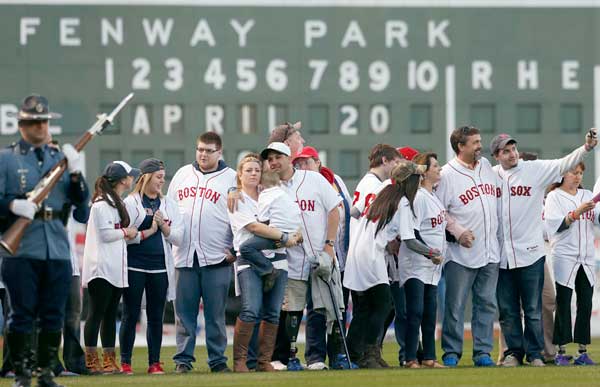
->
[[325, 239, 335, 247]]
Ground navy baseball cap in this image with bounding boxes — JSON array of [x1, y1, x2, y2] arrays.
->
[[8, 94, 62, 121], [103, 161, 141, 182], [139, 158, 165, 175]]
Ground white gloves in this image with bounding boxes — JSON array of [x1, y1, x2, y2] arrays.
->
[[62, 143, 83, 174], [10, 199, 38, 220]]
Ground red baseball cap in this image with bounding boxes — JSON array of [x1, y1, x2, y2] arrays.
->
[[292, 146, 319, 164], [397, 146, 419, 161]]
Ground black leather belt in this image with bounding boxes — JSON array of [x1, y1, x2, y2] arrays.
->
[[34, 207, 66, 221]]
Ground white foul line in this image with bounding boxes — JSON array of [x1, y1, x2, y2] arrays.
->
[[594, 66, 600, 183], [445, 65, 456, 164]]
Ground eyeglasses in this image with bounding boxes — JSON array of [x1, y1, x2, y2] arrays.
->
[[196, 147, 218, 154]]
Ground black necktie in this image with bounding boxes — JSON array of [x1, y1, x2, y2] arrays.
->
[[34, 147, 44, 166]]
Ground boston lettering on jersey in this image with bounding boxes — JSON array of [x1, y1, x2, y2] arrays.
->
[[430, 209, 447, 228], [458, 183, 501, 205], [297, 199, 315, 212], [510, 185, 532, 197], [176, 186, 221, 203]]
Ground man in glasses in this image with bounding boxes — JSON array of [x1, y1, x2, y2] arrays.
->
[[167, 131, 237, 373]]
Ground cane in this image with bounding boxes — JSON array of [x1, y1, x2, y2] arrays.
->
[[320, 265, 353, 369]]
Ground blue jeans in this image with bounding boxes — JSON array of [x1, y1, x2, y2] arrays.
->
[[173, 259, 232, 370], [120, 271, 168, 365], [442, 261, 499, 362], [304, 281, 339, 365], [497, 257, 545, 362], [239, 235, 277, 277], [404, 279, 437, 361], [238, 266, 287, 324], [390, 281, 407, 363]]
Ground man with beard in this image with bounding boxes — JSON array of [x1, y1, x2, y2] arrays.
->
[[435, 126, 500, 368]]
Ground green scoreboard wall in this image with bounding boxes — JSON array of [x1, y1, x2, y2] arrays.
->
[[1, 0, 600, 189]]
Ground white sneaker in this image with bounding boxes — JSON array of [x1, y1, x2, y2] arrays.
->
[[502, 354, 520, 367], [270, 361, 287, 371], [307, 361, 328, 370], [530, 358, 545, 367]]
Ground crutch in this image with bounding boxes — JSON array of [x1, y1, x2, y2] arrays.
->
[[320, 265, 353, 369]]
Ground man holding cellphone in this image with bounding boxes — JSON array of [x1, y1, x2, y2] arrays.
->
[[490, 129, 597, 367]]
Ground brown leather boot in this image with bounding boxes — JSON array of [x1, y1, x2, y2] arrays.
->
[[85, 347, 102, 375], [257, 321, 279, 372], [102, 348, 121, 374], [233, 318, 255, 372]]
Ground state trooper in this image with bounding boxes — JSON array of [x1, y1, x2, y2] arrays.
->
[[0, 95, 89, 387]]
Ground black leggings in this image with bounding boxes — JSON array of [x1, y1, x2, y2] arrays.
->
[[347, 284, 391, 356], [553, 266, 594, 346], [84, 278, 122, 348]]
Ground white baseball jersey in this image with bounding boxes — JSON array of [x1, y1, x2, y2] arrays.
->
[[167, 162, 237, 268], [494, 147, 589, 269], [349, 172, 386, 260], [351, 172, 385, 219], [228, 191, 288, 273], [398, 188, 447, 286], [436, 157, 501, 268], [344, 206, 399, 291], [258, 186, 301, 233], [82, 200, 128, 288], [593, 177, 600, 195], [280, 170, 342, 281], [544, 188, 598, 289]]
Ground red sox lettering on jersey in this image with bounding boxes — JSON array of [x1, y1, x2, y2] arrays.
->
[[494, 157, 582, 270], [494, 145, 590, 269]]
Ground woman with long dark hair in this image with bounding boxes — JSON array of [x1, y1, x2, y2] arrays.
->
[[82, 161, 140, 374], [398, 152, 446, 368], [344, 161, 426, 368], [121, 159, 184, 375], [544, 162, 597, 366]]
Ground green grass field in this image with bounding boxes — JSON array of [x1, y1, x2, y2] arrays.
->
[[14, 340, 600, 387]]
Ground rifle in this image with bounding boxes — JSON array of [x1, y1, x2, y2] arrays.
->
[[0, 93, 134, 255]]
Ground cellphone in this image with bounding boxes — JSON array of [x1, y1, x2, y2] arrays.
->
[[593, 192, 600, 203]]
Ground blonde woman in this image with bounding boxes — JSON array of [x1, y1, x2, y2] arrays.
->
[[121, 158, 183, 374], [228, 154, 301, 372]]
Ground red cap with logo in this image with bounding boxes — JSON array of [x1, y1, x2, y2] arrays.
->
[[292, 146, 319, 164], [397, 146, 419, 161]]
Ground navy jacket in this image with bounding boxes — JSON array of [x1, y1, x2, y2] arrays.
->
[[0, 139, 89, 260]]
